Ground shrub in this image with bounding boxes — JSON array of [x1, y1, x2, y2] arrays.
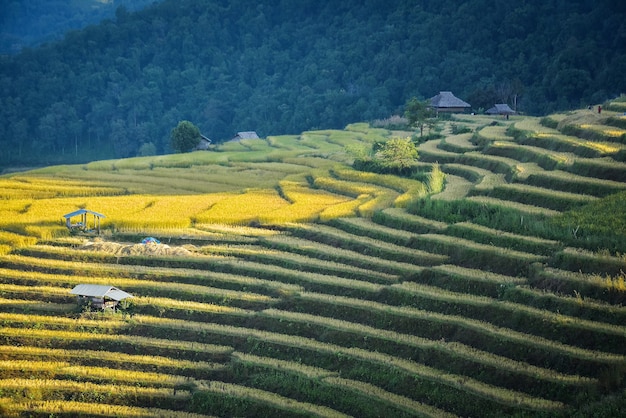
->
[[540, 117, 559, 129], [371, 115, 409, 130], [138, 142, 157, 157], [450, 124, 472, 135], [427, 163, 445, 193]]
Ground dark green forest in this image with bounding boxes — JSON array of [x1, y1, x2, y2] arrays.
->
[[1, 0, 625, 167], [0, 0, 156, 54]]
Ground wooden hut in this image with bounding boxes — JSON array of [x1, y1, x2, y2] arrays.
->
[[70, 284, 133, 310], [63, 209, 105, 234], [194, 134, 212, 150], [429, 91, 471, 115]]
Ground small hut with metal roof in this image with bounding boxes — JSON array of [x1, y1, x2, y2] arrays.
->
[[70, 284, 133, 310], [230, 131, 259, 142], [63, 209, 105, 234]]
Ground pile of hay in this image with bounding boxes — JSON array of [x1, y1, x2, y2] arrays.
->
[[81, 240, 195, 257]]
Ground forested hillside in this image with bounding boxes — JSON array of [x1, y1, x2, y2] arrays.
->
[[1, 0, 625, 167], [0, 0, 157, 54]]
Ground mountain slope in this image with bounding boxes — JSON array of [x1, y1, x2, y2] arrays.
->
[[0, 0, 157, 54], [0, 0, 624, 167]]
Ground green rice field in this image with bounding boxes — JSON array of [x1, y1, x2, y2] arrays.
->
[[0, 105, 625, 417]]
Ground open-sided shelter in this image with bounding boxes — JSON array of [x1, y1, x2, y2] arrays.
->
[[70, 284, 133, 310], [63, 209, 105, 234], [486, 103, 516, 117]]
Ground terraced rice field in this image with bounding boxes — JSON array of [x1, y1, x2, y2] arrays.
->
[[0, 108, 625, 416]]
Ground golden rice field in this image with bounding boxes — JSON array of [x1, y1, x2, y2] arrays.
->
[[1, 109, 626, 417]]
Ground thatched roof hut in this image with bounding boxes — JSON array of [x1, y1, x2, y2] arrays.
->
[[429, 91, 471, 114], [486, 103, 516, 116]]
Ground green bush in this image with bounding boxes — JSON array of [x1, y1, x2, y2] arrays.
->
[[450, 123, 473, 134], [540, 117, 559, 129]]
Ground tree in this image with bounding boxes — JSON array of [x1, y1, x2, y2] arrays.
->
[[374, 136, 418, 171], [138, 142, 156, 156], [170, 120, 201, 153], [110, 118, 134, 158], [404, 97, 434, 137]]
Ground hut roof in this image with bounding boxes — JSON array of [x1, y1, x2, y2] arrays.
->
[[70, 284, 133, 301], [486, 104, 515, 115], [63, 209, 106, 219], [194, 134, 212, 150], [429, 91, 471, 109], [231, 131, 259, 141]]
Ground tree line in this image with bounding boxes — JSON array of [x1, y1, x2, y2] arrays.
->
[[0, 0, 156, 54], [0, 0, 624, 168]]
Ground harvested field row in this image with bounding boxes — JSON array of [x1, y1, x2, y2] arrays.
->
[[198, 243, 400, 284], [133, 316, 567, 415], [470, 183, 598, 212], [0, 379, 193, 412], [279, 222, 448, 266], [0, 344, 224, 378], [521, 169, 626, 197], [2, 248, 385, 299], [290, 293, 625, 377]]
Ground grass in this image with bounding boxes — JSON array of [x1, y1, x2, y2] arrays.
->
[[200, 243, 398, 283], [1, 115, 626, 416], [140, 316, 567, 413], [389, 281, 626, 353], [0, 379, 192, 411], [260, 233, 419, 277], [0, 326, 233, 362], [282, 222, 447, 267], [501, 286, 626, 326], [0, 345, 223, 376], [323, 377, 457, 418], [194, 189, 290, 225], [477, 124, 513, 141], [0, 361, 192, 388], [18, 244, 388, 296], [1, 400, 213, 418], [473, 183, 598, 211], [522, 170, 626, 197], [196, 381, 351, 418], [485, 141, 574, 170], [263, 304, 595, 385], [373, 207, 448, 233], [445, 221, 560, 255], [0, 254, 305, 298], [0, 253, 277, 308], [566, 157, 626, 182], [465, 195, 561, 216], [439, 133, 477, 153], [423, 264, 527, 297], [552, 191, 626, 236]]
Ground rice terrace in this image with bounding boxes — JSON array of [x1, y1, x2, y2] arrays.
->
[[1, 99, 626, 417]]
